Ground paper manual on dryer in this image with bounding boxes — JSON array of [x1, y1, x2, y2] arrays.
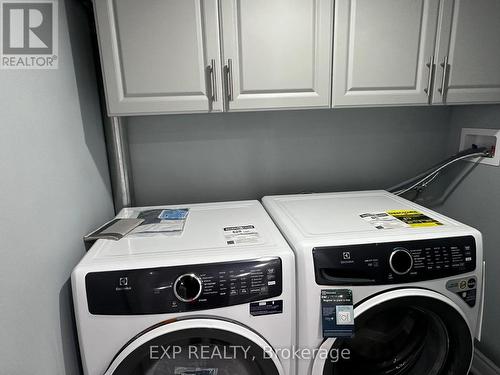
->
[[129, 208, 190, 235]]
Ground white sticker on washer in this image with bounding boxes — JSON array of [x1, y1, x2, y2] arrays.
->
[[223, 225, 262, 246], [336, 305, 354, 325], [360, 212, 409, 230], [360, 210, 443, 230]]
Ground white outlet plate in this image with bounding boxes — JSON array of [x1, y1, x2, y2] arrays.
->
[[459, 128, 500, 166]]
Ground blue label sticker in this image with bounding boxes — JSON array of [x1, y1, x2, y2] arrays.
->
[[321, 289, 354, 338], [158, 209, 189, 220]]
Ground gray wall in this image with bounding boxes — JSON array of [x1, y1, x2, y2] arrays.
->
[[433, 105, 500, 366], [0, 0, 495, 371], [0, 1, 114, 374], [127, 107, 452, 206]]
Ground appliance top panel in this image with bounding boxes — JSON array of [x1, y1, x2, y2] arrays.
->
[[87, 200, 289, 262], [262, 191, 477, 244]]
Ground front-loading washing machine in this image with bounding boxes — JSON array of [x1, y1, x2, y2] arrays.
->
[[72, 200, 296, 375], [263, 190, 484, 375]]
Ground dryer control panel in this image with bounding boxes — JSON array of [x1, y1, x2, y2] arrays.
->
[[313, 236, 476, 285], [86, 257, 282, 315]]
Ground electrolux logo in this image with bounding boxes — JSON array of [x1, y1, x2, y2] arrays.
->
[[1, 0, 58, 69]]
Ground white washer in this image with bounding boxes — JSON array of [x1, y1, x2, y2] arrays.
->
[[263, 190, 484, 375], [72, 200, 296, 375]]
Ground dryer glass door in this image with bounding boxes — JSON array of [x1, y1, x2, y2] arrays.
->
[[104, 318, 283, 375], [314, 292, 473, 375]]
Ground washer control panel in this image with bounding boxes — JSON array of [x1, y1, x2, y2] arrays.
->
[[86, 257, 282, 315], [313, 236, 476, 285]]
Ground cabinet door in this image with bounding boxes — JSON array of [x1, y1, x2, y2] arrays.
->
[[332, 0, 440, 107], [432, 0, 500, 104], [219, 0, 333, 111], [93, 0, 223, 115]]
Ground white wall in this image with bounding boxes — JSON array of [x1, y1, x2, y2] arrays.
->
[[127, 107, 452, 205], [433, 105, 500, 366], [0, 1, 114, 374]]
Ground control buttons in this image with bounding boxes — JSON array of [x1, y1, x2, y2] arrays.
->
[[173, 273, 203, 303], [389, 248, 414, 275], [446, 276, 477, 307], [468, 278, 476, 288]]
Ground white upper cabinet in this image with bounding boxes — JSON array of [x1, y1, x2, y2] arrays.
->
[[332, 0, 440, 107], [219, 0, 333, 111], [92, 0, 500, 115], [93, 0, 223, 115], [432, 0, 500, 105]]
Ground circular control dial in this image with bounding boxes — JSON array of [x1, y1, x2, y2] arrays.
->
[[174, 273, 203, 302], [389, 248, 414, 275]]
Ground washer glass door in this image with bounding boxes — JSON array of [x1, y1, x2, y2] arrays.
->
[[105, 318, 283, 375], [315, 293, 473, 375]]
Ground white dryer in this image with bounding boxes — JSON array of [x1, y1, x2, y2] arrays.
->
[[72, 200, 296, 375], [263, 190, 484, 375]]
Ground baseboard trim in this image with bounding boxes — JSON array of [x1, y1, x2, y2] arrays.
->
[[472, 348, 500, 375]]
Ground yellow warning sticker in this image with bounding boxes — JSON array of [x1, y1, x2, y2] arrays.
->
[[387, 210, 443, 228]]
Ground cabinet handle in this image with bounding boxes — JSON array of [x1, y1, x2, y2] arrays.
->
[[225, 59, 234, 102], [438, 56, 449, 99], [424, 56, 435, 103], [208, 59, 217, 102]]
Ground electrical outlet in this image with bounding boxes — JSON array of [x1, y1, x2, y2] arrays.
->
[[459, 128, 500, 166]]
